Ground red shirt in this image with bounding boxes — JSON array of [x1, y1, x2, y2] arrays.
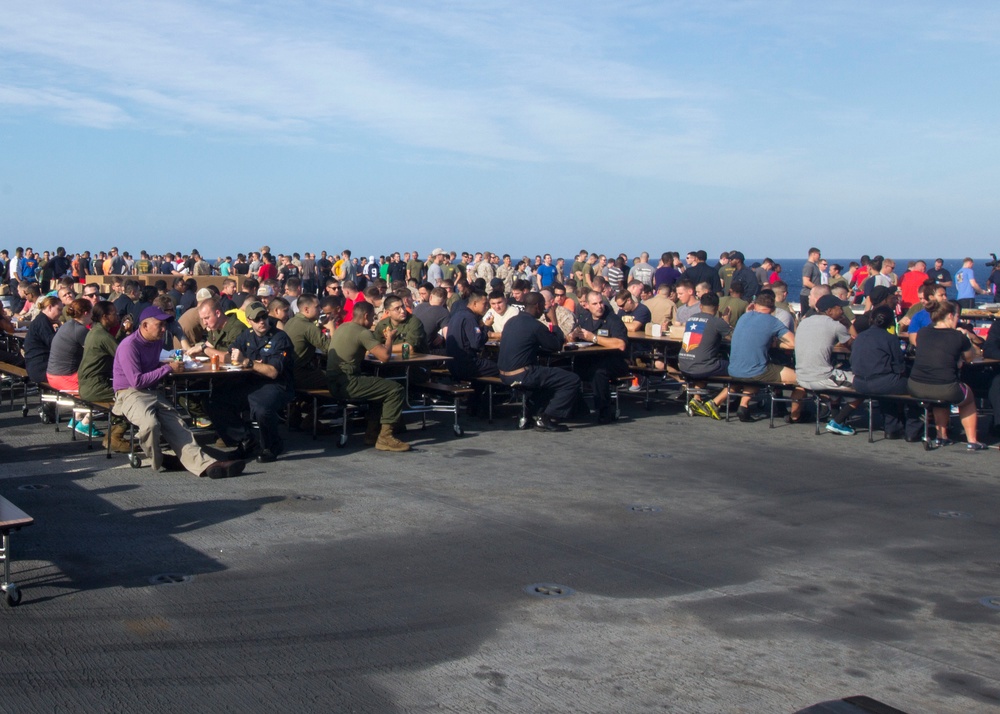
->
[[898, 270, 929, 310], [258, 262, 277, 281]]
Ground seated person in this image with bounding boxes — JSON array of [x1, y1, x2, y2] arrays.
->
[[673, 279, 701, 326], [326, 301, 410, 451], [46, 298, 102, 437], [907, 300, 986, 450], [728, 291, 802, 423], [445, 289, 496, 378], [851, 305, 923, 441], [497, 292, 580, 432], [267, 297, 291, 331], [413, 287, 450, 351], [677, 292, 730, 419], [151, 295, 192, 351], [0, 309, 24, 367], [794, 294, 860, 435], [318, 295, 344, 334], [905, 283, 947, 347], [282, 294, 331, 431], [207, 301, 295, 463], [718, 280, 749, 327], [482, 291, 523, 339], [112, 306, 245, 478], [572, 290, 629, 423], [539, 287, 577, 337], [614, 289, 651, 333], [642, 283, 677, 327], [189, 298, 246, 360], [78, 301, 132, 452], [374, 295, 428, 353], [851, 286, 898, 336]]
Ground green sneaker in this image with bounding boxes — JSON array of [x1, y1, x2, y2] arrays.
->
[[688, 398, 709, 417]]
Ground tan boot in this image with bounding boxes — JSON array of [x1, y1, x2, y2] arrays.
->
[[364, 419, 381, 446], [109, 424, 133, 454], [375, 423, 410, 452]]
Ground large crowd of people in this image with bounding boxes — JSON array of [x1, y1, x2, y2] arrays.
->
[[2, 244, 999, 478]]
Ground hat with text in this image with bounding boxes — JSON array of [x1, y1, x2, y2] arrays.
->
[[256, 285, 274, 297], [244, 302, 268, 321]]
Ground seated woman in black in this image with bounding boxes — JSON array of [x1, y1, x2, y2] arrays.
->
[[23, 296, 63, 422], [907, 300, 985, 450], [850, 305, 921, 441]]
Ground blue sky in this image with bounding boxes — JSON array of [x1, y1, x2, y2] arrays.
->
[[1, 1, 998, 260]]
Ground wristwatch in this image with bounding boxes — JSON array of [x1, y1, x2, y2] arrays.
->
[[592, 334, 598, 344]]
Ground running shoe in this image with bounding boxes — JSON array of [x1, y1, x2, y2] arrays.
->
[[825, 420, 856, 436], [74, 421, 104, 438], [703, 400, 722, 420], [67, 417, 77, 429], [736, 406, 754, 423], [688, 398, 709, 417], [195, 417, 213, 429], [966, 442, 988, 451]]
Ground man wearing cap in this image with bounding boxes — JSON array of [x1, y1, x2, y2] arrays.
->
[[727, 252, 760, 302], [206, 301, 295, 463], [794, 294, 860, 435], [426, 250, 445, 288], [327, 301, 411, 451], [111, 306, 245, 478]]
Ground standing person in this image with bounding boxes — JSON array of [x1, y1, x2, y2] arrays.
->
[[907, 300, 986, 450], [929, 258, 953, 293], [627, 252, 655, 287], [800, 247, 823, 313], [112, 306, 246, 477], [535, 254, 558, 290], [427, 250, 446, 288], [606, 256, 627, 293], [684, 250, 721, 293], [954, 257, 988, 309]]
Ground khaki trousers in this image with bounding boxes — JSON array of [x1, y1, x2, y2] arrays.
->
[[113, 388, 215, 475]]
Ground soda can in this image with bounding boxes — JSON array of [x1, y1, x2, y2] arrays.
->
[[401, 343, 411, 360], [174, 349, 184, 362]]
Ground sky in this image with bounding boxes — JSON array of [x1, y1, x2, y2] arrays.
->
[[1, 1, 999, 261]]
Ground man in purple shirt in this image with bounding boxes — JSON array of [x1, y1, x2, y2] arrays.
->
[[112, 306, 245, 478]]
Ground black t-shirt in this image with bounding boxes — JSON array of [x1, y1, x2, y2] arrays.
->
[[387, 262, 407, 283], [910, 327, 971, 384], [930, 268, 952, 285], [232, 261, 249, 275], [685, 263, 721, 293], [678, 312, 731, 375]]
